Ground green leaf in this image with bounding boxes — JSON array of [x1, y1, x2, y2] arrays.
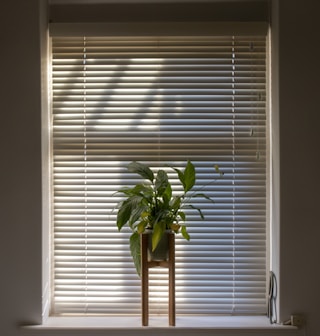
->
[[116, 198, 133, 230], [117, 195, 144, 230], [117, 184, 153, 199], [137, 221, 147, 234], [171, 167, 185, 190], [128, 204, 148, 227], [130, 232, 141, 277], [181, 225, 190, 241], [183, 160, 196, 192], [152, 221, 166, 251], [171, 196, 182, 211], [178, 210, 186, 222], [170, 223, 180, 233], [116, 186, 135, 196], [127, 161, 154, 182], [162, 183, 172, 206], [192, 193, 215, 203], [155, 170, 169, 196], [189, 204, 205, 219], [132, 184, 153, 196]]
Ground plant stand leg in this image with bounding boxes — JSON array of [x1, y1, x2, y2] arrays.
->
[[168, 233, 175, 326], [141, 233, 149, 326]]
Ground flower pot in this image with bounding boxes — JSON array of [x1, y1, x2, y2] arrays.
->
[[145, 230, 171, 261]]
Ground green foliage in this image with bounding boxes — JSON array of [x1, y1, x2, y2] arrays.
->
[[129, 232, 141, 276], [115, 160, 222, 276], [127, 161, 154, 182]]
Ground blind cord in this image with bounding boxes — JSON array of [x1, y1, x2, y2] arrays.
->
[[267, 271, 277, 324]]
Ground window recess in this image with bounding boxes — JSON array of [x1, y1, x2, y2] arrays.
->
[[51, 31, 268, 316]]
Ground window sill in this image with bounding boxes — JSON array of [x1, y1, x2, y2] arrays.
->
[[21, 316, 300, 336]]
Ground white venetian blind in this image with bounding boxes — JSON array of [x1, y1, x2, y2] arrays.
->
[[51, 35, 267, 315]]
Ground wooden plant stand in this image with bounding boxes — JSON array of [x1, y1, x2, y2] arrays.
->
[[140, 232, 175, 326]]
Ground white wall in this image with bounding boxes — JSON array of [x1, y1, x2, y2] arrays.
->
[[0, 0, 319, 335]]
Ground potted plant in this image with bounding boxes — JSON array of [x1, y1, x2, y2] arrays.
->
[[116, 160, 222, 276]]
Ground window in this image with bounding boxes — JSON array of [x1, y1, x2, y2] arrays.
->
[[51, 31, 268, 316]]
